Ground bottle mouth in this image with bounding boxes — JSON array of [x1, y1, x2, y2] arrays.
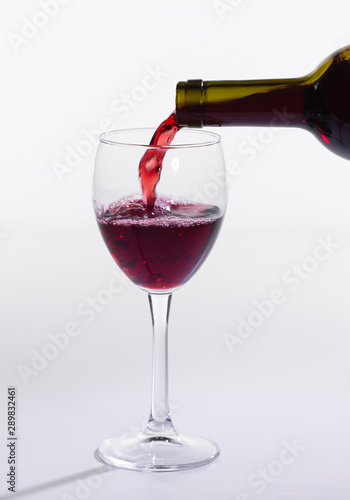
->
[[175, 80, 204, 127]]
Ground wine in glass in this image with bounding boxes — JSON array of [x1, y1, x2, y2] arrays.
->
[[93, 125, 227, 471]]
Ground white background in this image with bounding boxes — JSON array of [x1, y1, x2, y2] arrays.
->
[[1, 0, 350, 498]]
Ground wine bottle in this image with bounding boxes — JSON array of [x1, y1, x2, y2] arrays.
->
[[175, 46, 350, 160]]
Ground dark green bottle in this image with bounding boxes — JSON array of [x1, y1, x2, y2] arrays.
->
[[175, 46, 350, 160]]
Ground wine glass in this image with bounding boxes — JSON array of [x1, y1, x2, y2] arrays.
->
[[93, 127, 227, 471]]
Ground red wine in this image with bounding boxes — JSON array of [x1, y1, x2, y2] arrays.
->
[[175, 46, 350, 160], [97, 196, 222, 290], [139, 112, 181, 211]]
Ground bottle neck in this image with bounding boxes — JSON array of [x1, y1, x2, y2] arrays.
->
[[175, 78, 307, 128]]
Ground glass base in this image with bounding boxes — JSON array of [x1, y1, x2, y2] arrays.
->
[[98, 429, 220, 472]]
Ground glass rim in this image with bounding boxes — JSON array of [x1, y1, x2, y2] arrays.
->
[[99, 127, 222, 149]]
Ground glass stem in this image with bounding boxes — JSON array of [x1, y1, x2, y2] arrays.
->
[[145, 293, 177, 436]]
